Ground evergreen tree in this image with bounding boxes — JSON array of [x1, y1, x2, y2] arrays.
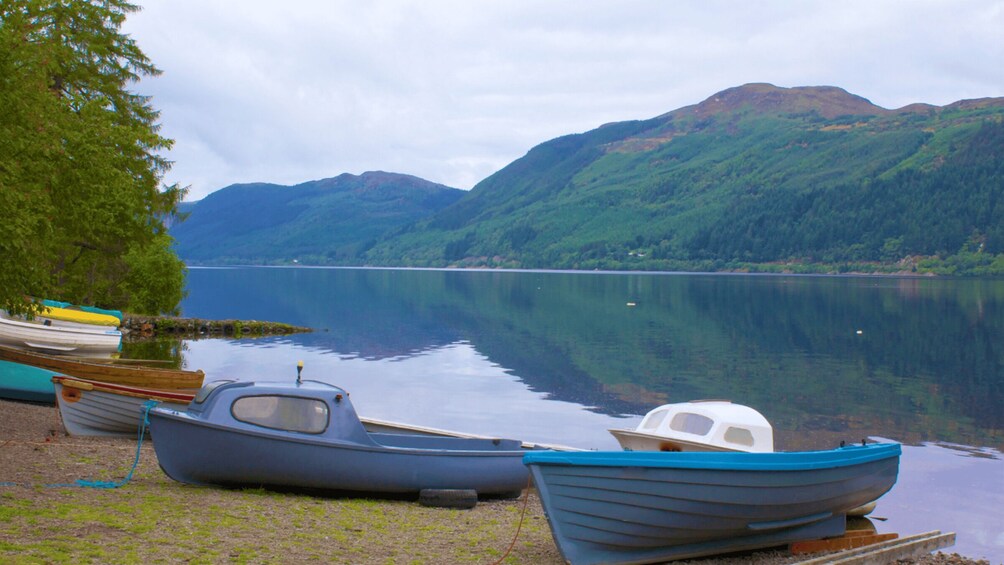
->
[[0, 0, 186, 315]]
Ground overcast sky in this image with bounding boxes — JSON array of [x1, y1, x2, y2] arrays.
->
[[123, 0, 1004, 201]]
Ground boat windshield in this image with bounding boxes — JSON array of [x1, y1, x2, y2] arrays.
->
[[193, 380, 235, 404], [641, 409, 670, 430], [231, 395, 329, 434], [669, 412, 714, 436]]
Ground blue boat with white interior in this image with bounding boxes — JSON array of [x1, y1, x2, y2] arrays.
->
[[524, 442, 901, 564], [148, 372, 534, 498]]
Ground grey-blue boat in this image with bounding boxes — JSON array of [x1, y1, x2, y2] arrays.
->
[[147, 378, 533, 497], [523, 442, 901, 564]]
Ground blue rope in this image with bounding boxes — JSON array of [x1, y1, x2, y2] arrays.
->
[[51, 399, 160, 489]]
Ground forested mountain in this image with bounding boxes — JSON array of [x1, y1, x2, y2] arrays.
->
[[170, 172, 463, 264], [363, 84, 1004, 275], [173, 84, 1004, 275]]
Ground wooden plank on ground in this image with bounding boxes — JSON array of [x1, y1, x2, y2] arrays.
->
[[793, 530, 956, 564], [790, 532, 898, 554]]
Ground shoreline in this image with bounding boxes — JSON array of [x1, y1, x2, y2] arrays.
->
[[120, 315, 312, 338], [184, 263, 945, 278], [0, 399, 986, 564]]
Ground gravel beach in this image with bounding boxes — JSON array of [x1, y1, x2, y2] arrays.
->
[[0, 399, 986, 564]]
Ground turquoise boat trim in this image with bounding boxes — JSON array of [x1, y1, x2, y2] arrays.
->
[[40, 299, 123, 321], [522, 442, 901, 471], [0, 359, 61, 403]]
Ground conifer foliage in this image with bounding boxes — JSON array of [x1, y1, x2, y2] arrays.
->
[[0, 0, 185, 315]]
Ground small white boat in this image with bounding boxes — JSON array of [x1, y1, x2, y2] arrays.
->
[[609, 400, 773, 453], [0, 312, 122, 354]]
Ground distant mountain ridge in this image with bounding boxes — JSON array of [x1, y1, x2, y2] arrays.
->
[[170, 171, 463, 264], [172, 83, 1004, 274]]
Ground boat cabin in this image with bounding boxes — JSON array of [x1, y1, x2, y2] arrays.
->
[[609, 400, 773, 453]]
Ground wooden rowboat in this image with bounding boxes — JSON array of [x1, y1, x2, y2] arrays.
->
[[0, 345, 204, 391], [53, 375, 195, 436]]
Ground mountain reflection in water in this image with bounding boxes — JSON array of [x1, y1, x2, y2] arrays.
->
[[139, 267, 1003, 562]]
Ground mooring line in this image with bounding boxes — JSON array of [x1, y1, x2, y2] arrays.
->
[[492, 475, 534, 565], [2, 400, 160, 490]]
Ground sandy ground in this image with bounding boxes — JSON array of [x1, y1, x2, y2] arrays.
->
[[0, 399, 986, 564]]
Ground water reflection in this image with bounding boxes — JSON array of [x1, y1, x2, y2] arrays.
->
[[876, 442, 1003, 562], [171, 267, 1004, 562], [177, 268, 1004, 451]]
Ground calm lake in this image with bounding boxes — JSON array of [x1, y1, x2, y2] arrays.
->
[[148, 267, 1003, 561]]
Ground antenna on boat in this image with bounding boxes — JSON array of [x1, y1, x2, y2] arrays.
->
[[296, 360, 303, 384]]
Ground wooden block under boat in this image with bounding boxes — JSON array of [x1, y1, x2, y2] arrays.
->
[[789, 530, 898, 554]]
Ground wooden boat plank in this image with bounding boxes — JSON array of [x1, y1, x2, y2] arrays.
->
[[0, 345, 203, 389]]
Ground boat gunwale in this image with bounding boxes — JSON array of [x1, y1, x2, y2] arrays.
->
[[53, 376, 197, 403], [149, 406, 532, 458], [523, 442, 901, 471], [0, 314, 122, 337]]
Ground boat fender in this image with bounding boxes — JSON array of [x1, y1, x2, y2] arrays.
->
[[419, 488, 478, 509]]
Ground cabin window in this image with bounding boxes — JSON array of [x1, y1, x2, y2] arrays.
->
[[641, 409, 669, 430], [232, 395, 328, 434], [669, 412, 714, 436], [723, 426, 755, 447]]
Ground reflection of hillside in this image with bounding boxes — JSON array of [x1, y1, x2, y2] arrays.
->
[[181, 268, 1004, 449], [184, 268, 461, 359]]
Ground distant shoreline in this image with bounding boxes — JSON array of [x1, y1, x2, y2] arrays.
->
[[184, 263, 945, 278]]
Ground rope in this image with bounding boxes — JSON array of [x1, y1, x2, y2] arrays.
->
[[491, 474, 534, 565], [48, 399, 160, 489]]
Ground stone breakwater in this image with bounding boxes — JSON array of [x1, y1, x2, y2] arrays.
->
[[121, 316, 311, 337]]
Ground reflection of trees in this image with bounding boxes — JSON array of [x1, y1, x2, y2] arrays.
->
[[120, 337, 186, 369], [181, 268, 1004, 449]]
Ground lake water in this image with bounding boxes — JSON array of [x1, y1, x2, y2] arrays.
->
[[153, 267, 1003, 561]]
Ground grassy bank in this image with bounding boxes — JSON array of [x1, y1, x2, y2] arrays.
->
[[0, 400, 980, 564], [0, 400, 560, 564]]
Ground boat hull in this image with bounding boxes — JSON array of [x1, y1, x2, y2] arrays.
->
[[0, 360, 63, 402], [149, 407, 531, 496], [524, 444, 901, 564], [53, 376, 193, 437], [0, 345, 204, 390], [39, 305, 120, 328], [0, 314, 121, 353]]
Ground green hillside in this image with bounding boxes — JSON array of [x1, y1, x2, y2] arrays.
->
[[170, 172, 464, 264], [364, 83, 1004, 275]]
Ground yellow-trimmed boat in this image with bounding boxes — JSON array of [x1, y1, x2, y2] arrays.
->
[[40, 305, 120, 328]]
